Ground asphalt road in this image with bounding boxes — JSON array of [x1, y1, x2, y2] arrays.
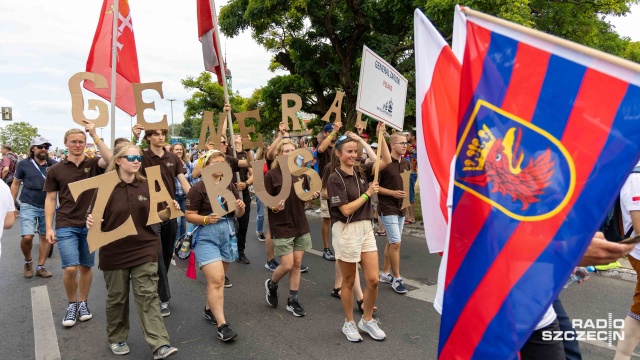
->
[[1, 204, 639, 359]]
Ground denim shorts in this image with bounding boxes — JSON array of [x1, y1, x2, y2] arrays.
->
[[193, 219, 233, 269], [409, 172, 418, 203], [56, 226, 94, 269], [19, 203, 51, 236], [379, 214, 404, 244]]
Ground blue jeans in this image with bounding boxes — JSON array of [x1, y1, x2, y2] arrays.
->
[[175, 195, 186, 244], [379, 214, 404, 244], [193, 220, 233, 268], [56, 226, 94, 269], [19, 203, 49, 236], [255, 195, 265, 234], [409, 172, 418, 203]]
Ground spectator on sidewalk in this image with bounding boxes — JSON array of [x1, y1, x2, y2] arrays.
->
[[404, 130, 418, 224]]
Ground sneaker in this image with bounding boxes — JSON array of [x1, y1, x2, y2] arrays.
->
[[379, 272, 393, 284], [315, 208, 321, 214], [224, 276, 232, 288], [35, 266, 53, 278], [217, 323, 238, 342], [286, 297, 306, 317], [24, 262, 33, 278], [595, 261, 622, 271], [153, 345, 178, 359], [78, 301, 92, 321], [110, 341, 130, 355], [265, 258, 279, 272], [323, 248, 336, 261], [62, 302, 78, 327], [342, 319, 363, 342], [160, 302, 170, 317], [204, 307, 217, 326], [300, 263, 309, 273], [392, 278, 408, 294], [265, 279, 278, 307], [236, 253, 250, 264], [358, 317, 386, 340], [257, 232, 266, 242]]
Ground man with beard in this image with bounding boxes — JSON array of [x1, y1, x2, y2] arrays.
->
[[10, 137, 57, 278]]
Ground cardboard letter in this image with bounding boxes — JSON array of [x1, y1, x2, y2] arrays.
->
[[321, 91, 345, 123], [355, 111, 368, 131], [251, 156, 291, 208], [132, 82, 168, 130], [400, 170, 411, 210], [68, 170, 137, 253], [146, 165, 185, 225], [197, 111, 225, 150], [236, 110, 264, 148], [200, 161, 236, 216], [68, 72, 109, 128], [287, 149, 322, 201], [282, 93, 303, 130]]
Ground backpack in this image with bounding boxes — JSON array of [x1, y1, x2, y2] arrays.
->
[[600, 166, 640, 242], [3, 153, 18, 183]]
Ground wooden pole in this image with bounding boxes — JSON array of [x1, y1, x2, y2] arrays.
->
[[373, 125, 384, 183], [109, 0, 119, 148]]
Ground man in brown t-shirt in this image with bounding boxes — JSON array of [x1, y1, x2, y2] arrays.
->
[[232, 135, 254, 265], [377, 132, 411, 294], [43, 123, 112, 328]]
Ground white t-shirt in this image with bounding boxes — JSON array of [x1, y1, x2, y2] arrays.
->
[[0, 180, 16, 260], [434, 159, 556, 330], [621, 166, 640, 259]]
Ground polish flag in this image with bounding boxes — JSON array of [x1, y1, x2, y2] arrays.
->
[[85, 0, 140, 116], [197, 0, 224, 86], [413, 9, 462, 253]]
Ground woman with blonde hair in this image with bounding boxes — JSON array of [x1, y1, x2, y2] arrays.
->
[[86, 144, 179, 359]]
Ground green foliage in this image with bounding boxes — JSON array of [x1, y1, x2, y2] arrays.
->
[[0, 122, 39, 155]]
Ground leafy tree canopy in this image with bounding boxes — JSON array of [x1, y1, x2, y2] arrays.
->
[[0, 121, 39, 155]]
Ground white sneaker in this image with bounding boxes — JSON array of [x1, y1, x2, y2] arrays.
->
[[358, 317, 386, 340], [342, 319, 363, 342], [379, 272, 393, 284]]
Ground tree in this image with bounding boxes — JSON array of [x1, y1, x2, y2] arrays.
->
[[0, 122, 39, 155]]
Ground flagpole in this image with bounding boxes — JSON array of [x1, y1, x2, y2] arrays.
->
[[210, 0, 241, 182], [110, 0, 119, 148]]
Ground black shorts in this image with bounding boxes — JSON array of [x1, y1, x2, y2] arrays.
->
[[520, 319, 566, 360]]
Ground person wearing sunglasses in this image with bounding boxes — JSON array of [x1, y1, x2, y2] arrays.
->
[[10, 136, 57, 280], [43, 122, 112, 328], [185, 150, 246, 342], [326, 122, 391, 342], [86, 144, 179, 359]]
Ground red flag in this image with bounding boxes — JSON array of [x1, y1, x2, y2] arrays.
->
[[85, 0, 140, 116], [197, 0, 224, 86]]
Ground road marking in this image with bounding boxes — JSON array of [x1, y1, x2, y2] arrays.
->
[[31, 285, 61, 360]]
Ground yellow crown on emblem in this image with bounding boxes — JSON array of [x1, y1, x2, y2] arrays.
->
[[463, 124, 496, 171]]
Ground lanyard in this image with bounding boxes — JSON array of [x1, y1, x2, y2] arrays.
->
[[30, 159, 47, 179]]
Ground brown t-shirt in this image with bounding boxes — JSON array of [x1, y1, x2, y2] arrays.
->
[[185, 181, 240, 218], [98, 179, 160, 271], [378, 157, 411, 217], [317, 145, 333, 186], [264, 166, 310, 239], [43, 157, 104, 229], [229, 153, 249, 197], [327, 162, 375, 225], [140, 148, 186, 204]]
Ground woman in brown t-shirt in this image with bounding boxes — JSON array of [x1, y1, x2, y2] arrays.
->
[[326, 124, 391, 343], [185, 150, 245, 343], [86, 144, 179, 358]]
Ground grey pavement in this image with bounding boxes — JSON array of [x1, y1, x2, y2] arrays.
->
[[1, 204, 639, 359]]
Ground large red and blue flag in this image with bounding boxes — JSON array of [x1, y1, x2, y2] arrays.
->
[[438, 8, 640, 360]]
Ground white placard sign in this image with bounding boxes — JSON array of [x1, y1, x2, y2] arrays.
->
[[356, 45, 408, 131]]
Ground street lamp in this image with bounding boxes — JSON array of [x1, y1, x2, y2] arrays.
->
[[166, 99, 176, 137]]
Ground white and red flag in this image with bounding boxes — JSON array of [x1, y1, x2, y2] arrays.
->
[[197, 0, 224, 86], [413, 9, 462, 253], [85, 0, 140, 116]]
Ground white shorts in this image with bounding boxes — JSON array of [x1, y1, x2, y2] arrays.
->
[[332, 220, 377, 263]]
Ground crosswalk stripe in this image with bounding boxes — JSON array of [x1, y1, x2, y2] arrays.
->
[[31, 285, 61, 360]]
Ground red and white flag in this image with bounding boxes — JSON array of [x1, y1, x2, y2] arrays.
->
[[197, 0, 224, 86], [413, 9, 462, 253], [85, 0, 140, 116]]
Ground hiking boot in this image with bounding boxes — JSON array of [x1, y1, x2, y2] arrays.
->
[[358, 317, 386, 340], [204, 307, 217, 326], [110, 341, 130, 355], [323, 248, 336, 261], [217, 323, 238, 342], [36, 266, 53, 278], [265, 279, 278, 307], [24, 262, 33, 278], [286, 297, 306, 317], [379, 272, 393, 284], [153, 345, 178, 359], [265, 258, 279, 272], [62, 302, 78, 327], [392, 278, 408, 294], [78, 301, 92, 321], [160, 302, 170, 317], [224, 276, 232, 288], [236, 252, 250, 264], [342, 319, 363, 342]]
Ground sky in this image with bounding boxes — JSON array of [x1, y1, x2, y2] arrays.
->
[[0, 1, 638, 149]]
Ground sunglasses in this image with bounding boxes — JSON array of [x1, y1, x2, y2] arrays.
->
[[220, 141, 227, 145], [35, 145, 50, 150], [336, 135, 348, 146], [121, 155, 143, 162]]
